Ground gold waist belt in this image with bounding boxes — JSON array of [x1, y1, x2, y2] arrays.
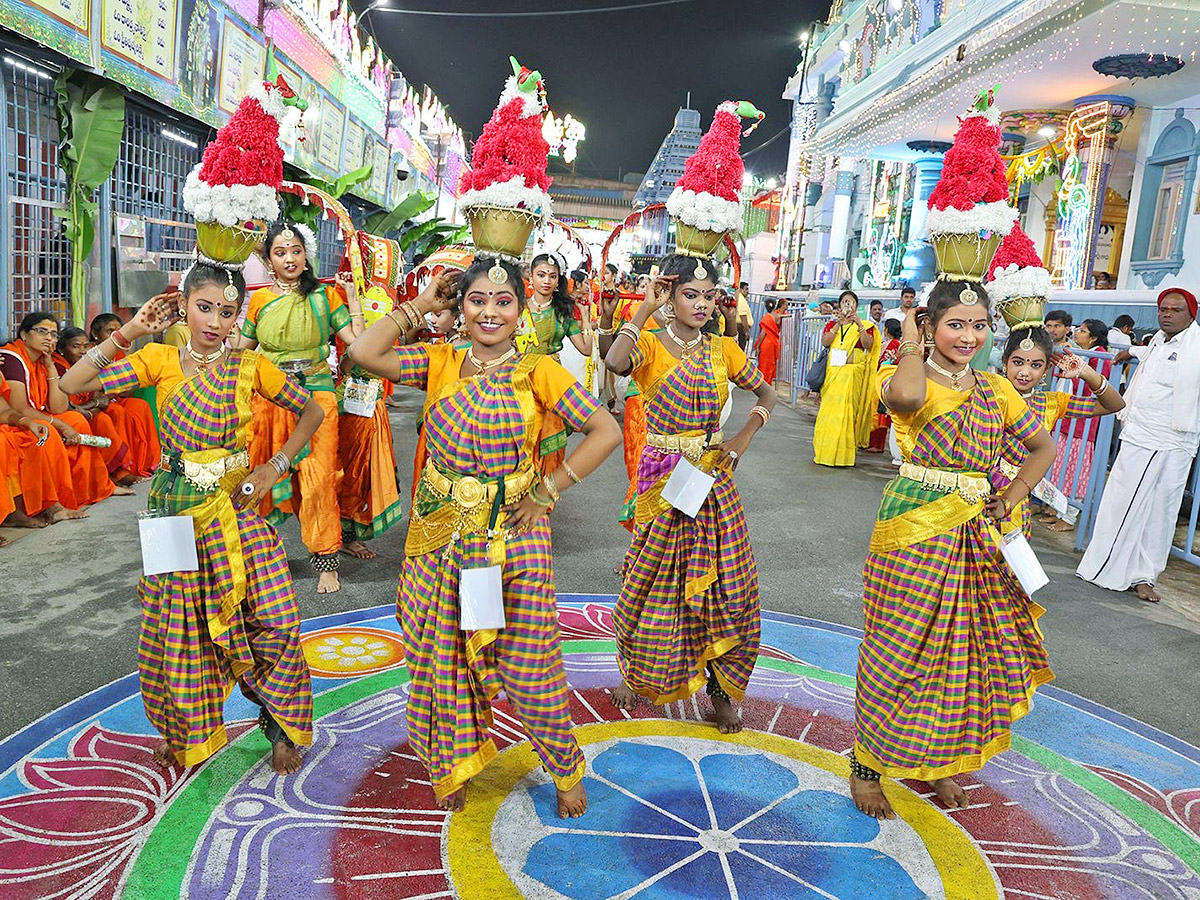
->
[[646, 430, 723, 463], [421, 463, 537, 509], [407, 462, 538, 560], [160, 449, 250, 492], [898, 462, 990, 505]]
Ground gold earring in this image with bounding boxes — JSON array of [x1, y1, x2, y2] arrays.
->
[[178, 306, 187, 323]]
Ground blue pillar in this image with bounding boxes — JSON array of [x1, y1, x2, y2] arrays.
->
[[900, 155, 943, 285]]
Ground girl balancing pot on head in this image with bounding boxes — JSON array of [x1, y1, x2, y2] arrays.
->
[[59, 265, 325, 775], [524, 252, 595, 475], [850, 281, 1056, 820], [995, 326, 1124, 537], [603, 254, 777, 733], [234, 221, 364, 593], [348, 258, 620, 817]]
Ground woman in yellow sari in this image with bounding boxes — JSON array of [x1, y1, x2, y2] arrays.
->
[[813, 290, 881, 467], [236, 221, 363, 593]]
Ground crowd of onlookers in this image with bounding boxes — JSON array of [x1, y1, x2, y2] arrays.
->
[[1, 313, 160, 543]]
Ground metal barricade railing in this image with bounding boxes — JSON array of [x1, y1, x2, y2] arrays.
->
[[789, 313, 833, 404], [1057, 349, 1199, 566]]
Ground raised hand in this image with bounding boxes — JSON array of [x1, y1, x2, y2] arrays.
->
[[417, 270, 461, 313], [128, 292, 180, 339]]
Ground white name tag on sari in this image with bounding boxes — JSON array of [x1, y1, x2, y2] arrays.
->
[[342, 376, 381, 417], [460, 566, 506, 631], [137, 513, 199, 576], [661, 457, 716, 519], [829, 348, 849, 367], [1000, 529, 1049, 596]]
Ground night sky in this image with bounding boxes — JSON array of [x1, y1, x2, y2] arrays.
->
[[354, 0, 831, 182]]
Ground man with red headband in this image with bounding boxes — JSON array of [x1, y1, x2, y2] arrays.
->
[[1078, 287, 1200, 602]]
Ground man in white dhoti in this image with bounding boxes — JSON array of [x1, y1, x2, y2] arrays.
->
[[1077, 287, 1200, 602]]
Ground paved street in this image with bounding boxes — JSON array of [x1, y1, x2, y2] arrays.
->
[[3, 390, 1198, 746]]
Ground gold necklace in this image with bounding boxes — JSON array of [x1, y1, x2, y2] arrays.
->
[[273, 277, 300, 294], [466, 346, 515, 375], [666, 324, 703, 355], [527, 295, 552, 314], [926, 356, 972, 391], [186, 342, 226, 370]]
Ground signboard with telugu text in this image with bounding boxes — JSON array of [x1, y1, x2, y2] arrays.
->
[[217, 14, 265, 114], [0, 0, 92, 64], [344, 118, 366, 171], [317, 92, 345, 171], [101, 0, 177, 79]]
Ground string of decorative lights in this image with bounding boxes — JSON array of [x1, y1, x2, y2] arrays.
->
[[800, 0, 1195, 158]]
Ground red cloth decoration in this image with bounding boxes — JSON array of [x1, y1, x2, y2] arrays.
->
[[1158, 286, 1198, 318], [675, 105, 745, 202], [987, 223, 1043, 279], [196, 97, 284, 190], [458, 97, 551, 195], [928, 114, 1010, 212]]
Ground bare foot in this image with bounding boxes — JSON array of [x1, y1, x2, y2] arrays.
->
[[152, 741, 175, 768], [317, 571, 341, 594], [111, 483, 135, 496], [269, 741, 303, 775], [339, 540, 377, 560], [436, 787, 466, 812], [611, 681, 639, 711], [557, 781, 588, 818], [7, 509, 48, 528], [930, 777, 969, 808], [850, 775, 896, 819], [117, 472, 138, 487], [0, 536, 7, 547], [1135, 583, 1162, 603], [47, 504, 88, 522], [711, 693, 743, 734], [1045, 518, 1074, 532]]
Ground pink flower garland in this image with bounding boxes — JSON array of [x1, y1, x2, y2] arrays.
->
[[675, 107, 743, 202], [458, 97, 551, 195], [987, 223, 1043, 279], [928, 115, 1009, 212], [196, 98, 284, 190]]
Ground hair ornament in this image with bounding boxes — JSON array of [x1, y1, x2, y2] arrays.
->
[[694, 262, 708, 281], [958, 284, 979, 304], [223, 270, 239, 302], [1019, 335, 1035, 352], [488, 259, 508, 284]]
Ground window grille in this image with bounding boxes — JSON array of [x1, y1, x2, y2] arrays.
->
[[3, 55, 68, 335], [111, 104, 206, 303]]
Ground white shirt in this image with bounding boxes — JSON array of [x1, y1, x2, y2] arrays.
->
[[1121, 331, 1200, 453], [882, 306, 910, 324], [1107, 328, 1133, 349]]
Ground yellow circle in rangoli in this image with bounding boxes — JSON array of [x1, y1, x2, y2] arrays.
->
[[445, 719, 999, 900]]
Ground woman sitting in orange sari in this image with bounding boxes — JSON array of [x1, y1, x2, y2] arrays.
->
[[87, 314, 160, 478], [54, 327, 137, 486], [1, 375, 84, 535], [1, 313, 128, 506]]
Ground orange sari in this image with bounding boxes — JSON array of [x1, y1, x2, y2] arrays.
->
[[0, 374, 81, 515], [1, 341, 112, 505], [53, 352, 131, 479], [755, 311, 782, 384]]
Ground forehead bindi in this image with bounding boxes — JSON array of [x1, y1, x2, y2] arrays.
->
[[941, 304, 988, 323], [1161, 296, 1188, 313], [273, 239, 304, 253]]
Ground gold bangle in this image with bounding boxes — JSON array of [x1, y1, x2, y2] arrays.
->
[[562, 461, 582, 484], [1014, 474, 1035, 496], [528, 481, 553, 507], [541, 473, 561, 503], [387, 310, 408, 331]]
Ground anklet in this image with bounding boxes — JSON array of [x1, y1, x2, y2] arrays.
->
[[705, 670, 732, 703], [311, 552, 340, 573], [849, 752, 881, 782]]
